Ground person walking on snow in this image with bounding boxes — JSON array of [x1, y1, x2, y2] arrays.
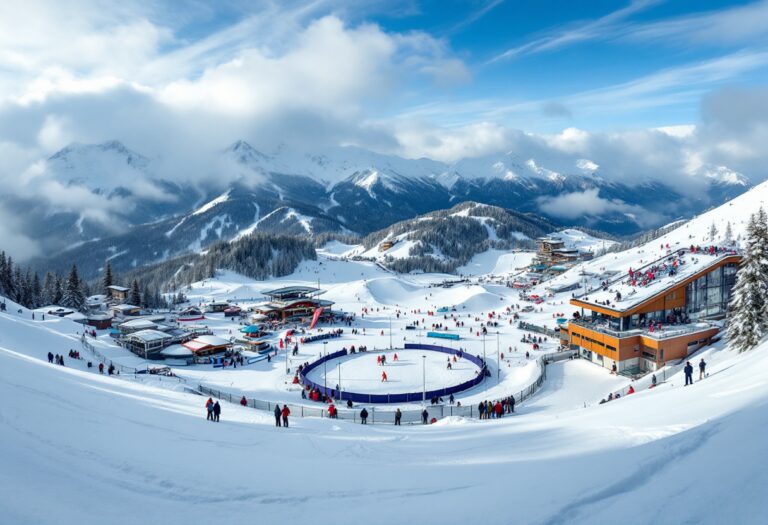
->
[[360, 408, 368, 424], [47, 352, 53, 363], [240, 396, 247, 407], [381, 371, 388, 382], [699, 358, 707, 380], [281, 405, 290, 427], [684, 361, 694, 386], [274, 404, 282, 427], [213, 401, 221, 422], [394, 408, 402, 426], [205, 398, 214, 421], [98, 363, 104, 374], [421, 408, 429, 424]]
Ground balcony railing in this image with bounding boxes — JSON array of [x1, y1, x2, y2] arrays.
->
[[569, 318, 717, 340]]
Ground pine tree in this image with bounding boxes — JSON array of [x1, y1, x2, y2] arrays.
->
[[61, 265, 85, 311], [31, 272, 42, 308], [709, 222, 718, 242], [724, 221, 733, 245], [728, 209, 768, 352], [129, 279, 141, 306], [103, 261, 114, 297], [52, 275, 63, 305]]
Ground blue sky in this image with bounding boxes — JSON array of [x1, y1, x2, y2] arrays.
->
[[355, 0, 768, 131], [0, 0, 767, 257]]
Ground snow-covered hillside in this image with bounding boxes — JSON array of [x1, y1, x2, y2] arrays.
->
[[2, 259, 768, 524]]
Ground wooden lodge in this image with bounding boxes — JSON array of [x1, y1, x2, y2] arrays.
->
[[182, 335, 233, 357], [107, 285, 129, 303], [252, 286, 335, 323]]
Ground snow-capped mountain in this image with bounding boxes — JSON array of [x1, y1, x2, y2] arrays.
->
[[22, 139, 752, 278]]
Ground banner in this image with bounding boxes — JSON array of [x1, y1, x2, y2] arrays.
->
[[309, 307, 324, 330]]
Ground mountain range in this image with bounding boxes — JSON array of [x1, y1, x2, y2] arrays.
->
[[19, 139, 750, 278]]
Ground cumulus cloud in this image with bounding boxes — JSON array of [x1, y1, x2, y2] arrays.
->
[[0, 1, 768, 262], [536, 189, 662, 228]]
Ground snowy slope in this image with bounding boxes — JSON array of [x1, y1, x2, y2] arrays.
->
[[2, 298, 768, 524]]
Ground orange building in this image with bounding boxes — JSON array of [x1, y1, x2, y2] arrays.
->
[[566, 253, 740, 375]]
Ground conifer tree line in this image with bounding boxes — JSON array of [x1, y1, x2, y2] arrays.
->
[[727, 208, 768, 353], [0, 253, 168, 312]]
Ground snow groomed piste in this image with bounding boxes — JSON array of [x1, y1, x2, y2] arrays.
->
[[301, 343, 488, 403]]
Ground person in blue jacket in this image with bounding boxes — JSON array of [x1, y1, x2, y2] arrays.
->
[[684, 361, 694, 386]]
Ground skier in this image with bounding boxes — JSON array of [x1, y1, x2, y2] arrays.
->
[[274, 404, 282, 427], [240, 396, 247, 407], [393, 353, 398, 362], [421, 408, 429, 424], [281, 405, 290, 427], [213, 401, 221, 422], [381, 371, 388, 382], [394, 408, 402, 426], [651, 374, 657, 388], [699, 358, 707, 380], [627, 385, 635, 395], [684, 361, 694, 386], [98, 363, 104, 374], [360, 408, 368, 424], [47, 352, 53, 363], [205, 398, 214, 421]]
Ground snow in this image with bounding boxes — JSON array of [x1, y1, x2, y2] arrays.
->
[[5, 182, 768, 523], [456, 250, 536, 276], [192, 190, 231, 216], [550, 228, 617, 253], [306, 349, 479, 394]]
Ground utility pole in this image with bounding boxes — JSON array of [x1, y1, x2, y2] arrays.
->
[[323, 341, 328, 394], [497, 331, 500, 383]]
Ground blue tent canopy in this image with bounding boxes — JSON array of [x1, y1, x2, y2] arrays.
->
[[240, 325, 262, 334]]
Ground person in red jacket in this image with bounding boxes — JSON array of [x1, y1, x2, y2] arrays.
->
[[281, 405, 290, 427], [627, 385, 635, 395], [240, 396, 248, 406], [381, 371, 388, 382], [494, 401, 503, 418], [328, 404, 336, 419]]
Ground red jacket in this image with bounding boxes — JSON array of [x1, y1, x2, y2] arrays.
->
[[281, 407, 291, 417]]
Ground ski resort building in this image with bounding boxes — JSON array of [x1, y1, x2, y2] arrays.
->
[[182, 335, 233, 357], [533, 236, 591, 272], [566, 249, 740, 374], [123, 329, 175, 359], [106, 285, 129, 303], [252, 286, 336, 323]]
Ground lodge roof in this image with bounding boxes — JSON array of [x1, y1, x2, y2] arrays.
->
[[263, 286, 321, 297], [571, 250, 740, 317]]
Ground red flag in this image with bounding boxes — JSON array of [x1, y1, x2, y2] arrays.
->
[[310, 307, 324, 329]]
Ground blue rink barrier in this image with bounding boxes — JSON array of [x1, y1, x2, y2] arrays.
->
[[426, 331, 460, 340], [299, 343, 486, 404]]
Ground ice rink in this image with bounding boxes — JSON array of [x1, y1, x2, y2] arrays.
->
[[304, 349, 481, 394]]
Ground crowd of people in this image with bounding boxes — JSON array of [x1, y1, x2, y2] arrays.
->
[[477, 397, 515, 419]]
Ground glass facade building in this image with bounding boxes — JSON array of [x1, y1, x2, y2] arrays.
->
[[685, 262, 737, 320]]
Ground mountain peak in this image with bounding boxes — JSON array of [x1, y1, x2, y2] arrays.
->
[[225, 140, 272, 165]]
